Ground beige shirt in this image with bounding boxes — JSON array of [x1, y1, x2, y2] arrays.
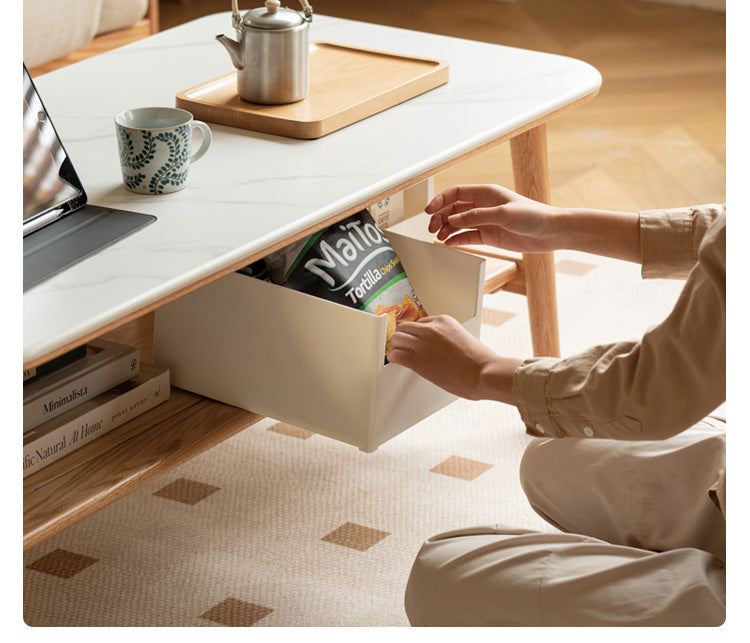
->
[[513, 204, 726, 443]]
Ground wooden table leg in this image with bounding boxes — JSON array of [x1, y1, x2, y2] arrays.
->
[[510, 124, 560, 357]]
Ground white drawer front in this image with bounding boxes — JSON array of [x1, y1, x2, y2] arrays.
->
[[154, 231, 485, 451]]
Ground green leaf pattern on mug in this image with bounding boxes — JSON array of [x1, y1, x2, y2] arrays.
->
[[124, 172, 147, 191], [119, 129, 156, 169], [149, 128, 191, 193], [120, 124, 191, 194]]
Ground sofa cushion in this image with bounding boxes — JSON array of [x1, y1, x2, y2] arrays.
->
[[96, 0, 149, 35], [23, 0, 102, 68], [23, 0, 150, 68]]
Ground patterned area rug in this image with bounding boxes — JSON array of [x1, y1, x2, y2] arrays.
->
[[23, 249, 684, 627]]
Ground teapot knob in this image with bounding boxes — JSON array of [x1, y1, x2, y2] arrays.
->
[[265, 0, 281, 13]]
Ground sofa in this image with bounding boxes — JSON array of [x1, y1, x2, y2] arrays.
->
[[23, 0, 157, 71]]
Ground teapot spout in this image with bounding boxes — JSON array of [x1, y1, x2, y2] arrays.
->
[[215, 34, 244, 70]]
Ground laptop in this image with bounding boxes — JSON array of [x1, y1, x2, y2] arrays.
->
[[23, 64, 156, 291]]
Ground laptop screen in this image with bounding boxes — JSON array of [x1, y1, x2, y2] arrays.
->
[[23, 66, 86, 235]]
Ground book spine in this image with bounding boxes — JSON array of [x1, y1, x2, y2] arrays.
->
[[23, 369, 170, 478], [23, 344, 87, 386], [23, 349, 141, 432]]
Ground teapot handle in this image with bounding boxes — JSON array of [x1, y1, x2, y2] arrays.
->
[[299, 0, 313, 22], [231, 1, 313, 27], [231, 0, 241, 30]]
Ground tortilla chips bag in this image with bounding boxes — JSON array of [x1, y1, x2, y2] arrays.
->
[[245, 209, 427, 356]]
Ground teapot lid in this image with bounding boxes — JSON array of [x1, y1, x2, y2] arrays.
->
[[242, 1, 305, 29]]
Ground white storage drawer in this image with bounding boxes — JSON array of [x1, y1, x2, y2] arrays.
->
[[153, 230, 485, 452]]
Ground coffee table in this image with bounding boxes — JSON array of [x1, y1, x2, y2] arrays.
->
[[23, 12, 601, 550]]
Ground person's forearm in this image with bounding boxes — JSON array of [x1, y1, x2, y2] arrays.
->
[[557, 208, 641, 264], [477, 356, 523, 405]]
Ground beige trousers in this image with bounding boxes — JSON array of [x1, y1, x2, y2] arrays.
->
[[404, 419, 726, 626]]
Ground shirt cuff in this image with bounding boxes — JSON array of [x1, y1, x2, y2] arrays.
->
[[512, 357, 565, 438], [639, 207, 694, 279]]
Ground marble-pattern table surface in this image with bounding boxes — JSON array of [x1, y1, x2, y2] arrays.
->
[[24, 12, 601, 365]]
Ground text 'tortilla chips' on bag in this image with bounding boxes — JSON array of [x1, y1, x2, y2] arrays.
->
[[245, 209, 427, 354]]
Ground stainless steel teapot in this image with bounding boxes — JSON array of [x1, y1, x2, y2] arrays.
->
[[216, 0, 313, 105]]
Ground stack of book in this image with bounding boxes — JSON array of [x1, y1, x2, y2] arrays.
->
[[23, 338, 170, 478]]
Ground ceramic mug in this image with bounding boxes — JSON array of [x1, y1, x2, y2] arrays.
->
[[115, 107, 212, 194]]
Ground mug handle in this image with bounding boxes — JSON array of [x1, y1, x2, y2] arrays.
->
[[189, 121, 212, 164]]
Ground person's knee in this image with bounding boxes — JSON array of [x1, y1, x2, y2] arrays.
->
[[404, 529, 476, 626], [518, 436, 547, 484], [519, 436, 603, 514], [403, 542, 441, 626], [519, 437, 559, 510], [404, 526, 547, 626]]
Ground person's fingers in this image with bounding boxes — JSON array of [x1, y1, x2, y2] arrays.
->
[[388, 331, 417, 351], [386, 347, 416, 366], [426, 185, 507, 214], [452, 185, 505, 207], [424, 187, 458, 214], [435, 221, 463, 241], [447, 205, 508, 230], [427, 201, 475, 233], [425, 186, 474, 213], [442, 229, 486, 247], [428, 211, 449, 234], [391, 317, 437, 336]]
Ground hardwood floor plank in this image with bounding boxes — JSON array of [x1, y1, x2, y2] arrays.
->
[[641, 127, 726, 204]]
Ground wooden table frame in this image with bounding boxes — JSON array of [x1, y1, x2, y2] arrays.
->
[[23, 115, 588, 551], [23, 14, 599, 549]]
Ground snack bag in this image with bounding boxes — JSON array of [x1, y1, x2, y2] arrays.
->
[[255, 209, 427, 354], [236, 258, 272, 281]]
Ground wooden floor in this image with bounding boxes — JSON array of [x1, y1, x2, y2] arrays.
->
[[52, 0, 724, 211], [159, 0, 726, 212]]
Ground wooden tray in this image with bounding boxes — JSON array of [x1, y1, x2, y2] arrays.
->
[[176, 42, 449, 139]]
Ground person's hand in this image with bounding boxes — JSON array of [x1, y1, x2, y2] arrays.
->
[[386, 314, 520, 404], [425, 184, 643, 263], [425, 184, 563, 253]]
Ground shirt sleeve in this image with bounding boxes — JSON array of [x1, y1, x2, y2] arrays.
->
[[512, 205, 725, 441], [640, 204, 724, 279]]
